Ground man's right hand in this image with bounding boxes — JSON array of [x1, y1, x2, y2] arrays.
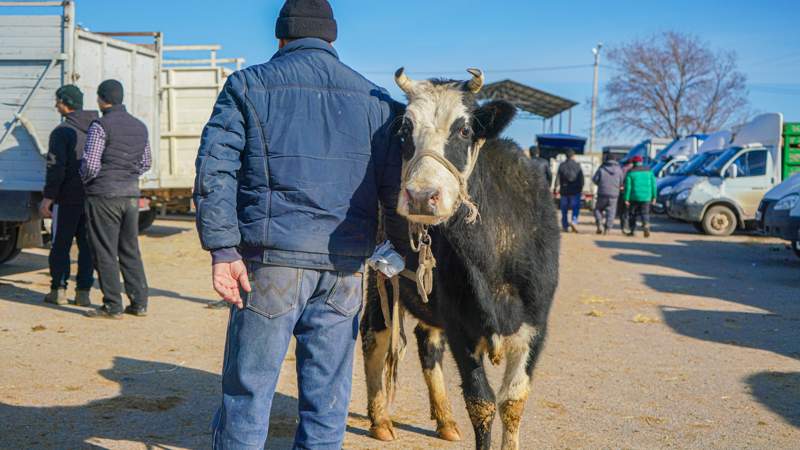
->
[[39, 198, 53, 219], [212, 260, 252, 309]]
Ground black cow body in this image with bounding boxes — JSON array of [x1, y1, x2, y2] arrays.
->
[[361, 134, 560, 449]]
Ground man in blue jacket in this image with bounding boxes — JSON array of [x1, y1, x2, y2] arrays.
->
[[194, 1, 401, 448]]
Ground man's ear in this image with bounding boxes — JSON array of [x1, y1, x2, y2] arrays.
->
[[472, 100, 516, 140]]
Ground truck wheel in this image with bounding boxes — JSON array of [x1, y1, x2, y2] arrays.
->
[[0, 226, 21, 264], [138, 209, 157, 233], [702, 206, 737, 236]]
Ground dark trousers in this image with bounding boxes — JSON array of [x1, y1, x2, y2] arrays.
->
[[628, 201, 652, 232], [560, 193, 582, 230], [85, 196, 148, 312], [593, 196, 618, 230], [49, 203, 94, 290]]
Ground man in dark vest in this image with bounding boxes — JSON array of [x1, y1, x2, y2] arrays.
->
[[80, 79, 150, 319], [41, 85, 97, 306]]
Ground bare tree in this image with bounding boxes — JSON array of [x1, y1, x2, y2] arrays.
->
[[600, 32, 749, 139]]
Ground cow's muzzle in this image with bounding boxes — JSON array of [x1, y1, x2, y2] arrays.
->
[[405, 187, 441, 216]]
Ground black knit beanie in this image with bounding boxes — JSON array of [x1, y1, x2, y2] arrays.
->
[[97, 79, 124, 106], [55, 85, 83, 110], [275, 0, 337, 43]]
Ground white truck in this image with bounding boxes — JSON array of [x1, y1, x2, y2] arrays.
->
[[143, 44, 243, 224], [0, 1, 245, 264], [0, 1, 161, 263], [668, 114, 800, 236]]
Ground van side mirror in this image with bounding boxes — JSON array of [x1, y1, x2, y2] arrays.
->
[[725, 165, 738, 179]]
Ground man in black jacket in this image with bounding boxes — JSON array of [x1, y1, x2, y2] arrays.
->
[[555, 150, 584, 232], [41, 85, 97, 306], [529, 145, 553, 188], [80, 80, 151, 319]]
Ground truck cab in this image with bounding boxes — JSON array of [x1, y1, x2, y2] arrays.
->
[[668, 114, 797, 236], [623, 138, 673, 165]]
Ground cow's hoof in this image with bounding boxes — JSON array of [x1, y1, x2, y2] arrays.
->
[[437, 422, 462, 441], [369, 422, 397, 441]]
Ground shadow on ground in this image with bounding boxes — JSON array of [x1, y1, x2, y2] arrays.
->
[[746, 371, 800, 428], [141, 224, 189, 239], [596, 233, 800, 426], [0, 357, 301, 449]]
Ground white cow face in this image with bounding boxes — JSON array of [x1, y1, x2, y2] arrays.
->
[[395, 68, 516, 225]]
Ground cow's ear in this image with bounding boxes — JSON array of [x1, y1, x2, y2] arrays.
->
[[472, 101, 516, 140]]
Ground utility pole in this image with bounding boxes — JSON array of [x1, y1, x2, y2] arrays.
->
[[590, 42, 603, 153]]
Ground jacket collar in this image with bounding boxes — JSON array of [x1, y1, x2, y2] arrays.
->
[[101, 104, 126, 115], [271, 38, 338, 61]]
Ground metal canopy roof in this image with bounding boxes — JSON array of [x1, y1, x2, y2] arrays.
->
[[477, 79, 578, 119]]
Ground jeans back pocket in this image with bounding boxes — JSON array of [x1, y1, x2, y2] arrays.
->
[[325, 272, 364, 317], [245, 264, 301, 319]]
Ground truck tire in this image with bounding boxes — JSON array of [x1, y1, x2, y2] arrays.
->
[[138, 209, 157, 233], [702, 205, 737, 236], [0, 226, 21, 264]]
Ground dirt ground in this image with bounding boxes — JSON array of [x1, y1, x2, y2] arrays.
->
[[1, 214, 799, 449]]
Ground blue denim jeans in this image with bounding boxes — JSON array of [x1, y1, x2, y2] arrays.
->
[[212, 262, 364, 450], [560, 193, 582, 230]]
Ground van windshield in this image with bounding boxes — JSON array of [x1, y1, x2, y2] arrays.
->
[[677, 151, 719, 176], [699, 147, 742, 176]]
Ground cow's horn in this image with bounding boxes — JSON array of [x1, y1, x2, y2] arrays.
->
[[465, 68, 484, 93], [395, 67, 416, 95]]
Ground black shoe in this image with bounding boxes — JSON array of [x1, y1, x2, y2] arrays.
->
[[85, 306, 123, 320], [626, 231, 635, 237], [124, 305, 148, 317], [596, 226, 603, 235], [644, 228, 651, 238], [603, 227, 609, 236], [570, 224, 579, 234]]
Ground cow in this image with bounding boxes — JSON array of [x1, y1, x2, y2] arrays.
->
[[359, 68, 560, 450]]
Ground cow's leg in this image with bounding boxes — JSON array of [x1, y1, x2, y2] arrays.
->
[[447, 326, 495, 450], [498, 324, 542, 450], [414, 323, 461, 441], [360, 299, 395, 441]]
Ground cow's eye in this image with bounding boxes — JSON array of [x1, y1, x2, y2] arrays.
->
[[459, 126, 473, 139]]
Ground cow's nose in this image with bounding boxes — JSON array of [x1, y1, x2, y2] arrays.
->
[[406, 188, 440, 215]]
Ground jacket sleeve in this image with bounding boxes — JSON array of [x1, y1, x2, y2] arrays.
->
[[43, 128, 68, 200], [624, 174, 632, 202], [650, 172, 658, 201], [375, 99, 410, 256], [592, 168, 601, 186], [577, 167, 585, 192], [545, 164, 553, 188], [194, 72, 247, 256]]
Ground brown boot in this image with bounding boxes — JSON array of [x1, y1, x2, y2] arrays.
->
[[44, 288, 68, 305], [71, 290, 92, 307]]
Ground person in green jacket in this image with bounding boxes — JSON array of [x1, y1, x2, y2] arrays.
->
[[624, 156, 657, 237]]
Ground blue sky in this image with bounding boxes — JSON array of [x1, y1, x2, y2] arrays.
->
[[10, 0, 800, 149]]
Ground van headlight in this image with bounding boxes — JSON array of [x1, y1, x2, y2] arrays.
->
[[661, 186, 674, 196], [675, 189, 691, 202], [775, 194, 799, 210]]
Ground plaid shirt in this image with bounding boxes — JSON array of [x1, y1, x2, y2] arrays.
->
[[80, 122, 151, 183]]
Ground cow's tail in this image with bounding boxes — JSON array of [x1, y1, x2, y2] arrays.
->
[[377, 273, 407, 403]]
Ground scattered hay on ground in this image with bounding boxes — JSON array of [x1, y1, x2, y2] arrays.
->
[[633, 314, 660, 324]]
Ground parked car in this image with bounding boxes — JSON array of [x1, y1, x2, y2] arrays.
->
[[652, 155, 689, 179], [791, 200, 800, 258], [669, 114, 800, 236], [655, 150, 725, 214], [757, 173, 800, 257]]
